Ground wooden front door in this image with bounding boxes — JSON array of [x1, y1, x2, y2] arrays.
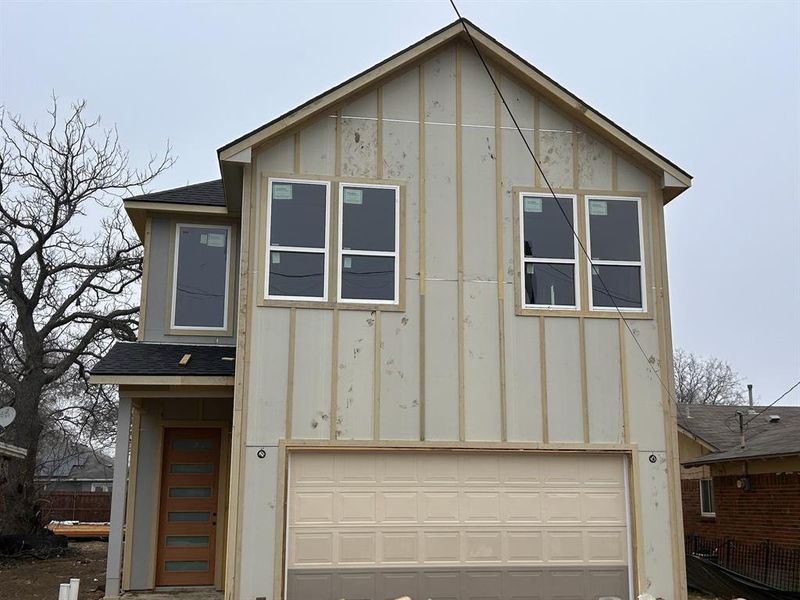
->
[[156, 428, 221, 586]]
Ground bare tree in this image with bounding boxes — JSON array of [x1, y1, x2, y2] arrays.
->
[[0, 98, 172, 534], [673, 348, 746, 405]]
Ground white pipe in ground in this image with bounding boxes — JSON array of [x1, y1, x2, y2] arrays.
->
[[69, 578, 80, 600], [58, 583, 70, 600]]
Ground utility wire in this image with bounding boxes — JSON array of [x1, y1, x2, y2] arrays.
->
[[743, 379, 800, 428], [447, 0, 679, 406]]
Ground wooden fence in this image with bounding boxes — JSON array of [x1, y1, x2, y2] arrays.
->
[[39, 491, 112, 523]]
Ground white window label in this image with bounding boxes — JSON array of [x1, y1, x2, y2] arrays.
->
[[343, 256, 352, 269], [273, 183, 293, 200], [206, 233, 226, 248], [199, 233, 208, 245], [524, 197, 543, 213], [589, 200, 608, 216], [526, 263, 535, 274], [272, 253, 281, 264], [343, 188, 363, 205]]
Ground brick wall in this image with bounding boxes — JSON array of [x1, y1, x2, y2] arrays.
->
[[682, 472, 800, 547]]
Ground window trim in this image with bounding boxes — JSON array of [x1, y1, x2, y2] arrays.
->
[[585, 195, 647, 313], [169, 222, 232, 332], [337, 182, 401, 305], [700, 478, 716, 517], [518, 192, 580, 310], [264, 177, 331, 302]]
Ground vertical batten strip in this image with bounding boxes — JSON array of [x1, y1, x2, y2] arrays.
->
[[572, 124, 579, 190], [579, 317, 590, 443], [138, 218, 152, 341], [455, 43, 466, 442], [494, 73, 508, 442], [373, 310, 382, 440], [285, 308, 296, 439], [377, 87, 384, 180], [619, 318, 630, 443], [293, 132, 301, 174], [330, 109, 343, 440], [539, 316, 549, 442], [418, 64, 427, 442], [533, 97, 541, 188], [611, 153, 618, 191]]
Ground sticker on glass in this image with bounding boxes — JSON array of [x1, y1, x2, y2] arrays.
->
[[589, 200, 608, 216], [272, 183, 293, 200], [199, 233, 208, 245], [526, 263, 535, 274], [206, 233, 226, 248], [272, 253, 281, 264], [524, 197, 543, 213], [343, 256, 352, 269], [343, 188, 363, 205]]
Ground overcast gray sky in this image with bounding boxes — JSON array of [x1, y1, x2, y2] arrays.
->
[[2, 1, 798, 405]]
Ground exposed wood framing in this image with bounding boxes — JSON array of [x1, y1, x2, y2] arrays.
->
[[418, 64, 427, 442], [456, 43, 466, 442], [494, 73, 507, 442]]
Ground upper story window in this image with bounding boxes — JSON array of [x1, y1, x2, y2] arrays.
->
[[700, 478, 715, 517], [586, 196, 645, 311], [519, 194, 578, 309], [265, 179, 330, 301], [338, 183, 399, 304], [171, 224, 231, 330]]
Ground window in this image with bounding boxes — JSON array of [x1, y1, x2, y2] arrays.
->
[[700, 478, 715, 516], [519, 193, 578, 309], [586, 196, 645, 311], [338, 183, 400, 303], [171, 224, 231, 330], [265, 179, 330, 300]]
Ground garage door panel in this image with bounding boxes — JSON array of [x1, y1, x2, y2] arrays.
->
[[286, 452, 630, 600]]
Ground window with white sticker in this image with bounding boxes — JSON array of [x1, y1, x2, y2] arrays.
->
[[171, 224, 231, 330], [338, 183, 399, 303], [266, 179, 330, 300], [519, 194, 578, 308], [700, 478, 715, 516], [586, 196, 645, 310]]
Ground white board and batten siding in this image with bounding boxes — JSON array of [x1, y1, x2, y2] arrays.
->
[[236, 40, 680, 600]]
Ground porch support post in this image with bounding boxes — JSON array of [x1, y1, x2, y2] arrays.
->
[[105, 394, 132, 599]]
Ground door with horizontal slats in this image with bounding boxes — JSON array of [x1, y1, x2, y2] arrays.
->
[[156, 428, 220, 586]]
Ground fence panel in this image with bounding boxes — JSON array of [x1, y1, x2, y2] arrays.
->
[[39, 491, 112, 523]]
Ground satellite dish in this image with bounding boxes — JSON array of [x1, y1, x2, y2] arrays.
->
[[0, 406, 16, 432]]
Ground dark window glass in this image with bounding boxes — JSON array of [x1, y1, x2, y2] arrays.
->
[[170, 463, 213, 474], [591, 265, 642, 309], [269, 181, 327, 249], [164, 560, 209, 572], [341, 255, 395, 301], [522, 196, 574, 259], [168, 511, 210, 522], [172, 439, 213, 450], [700, 479, 715, 514], [523, 263, 575, 306], [588, 199, 640, 261], [269, 251, 325, 298], [341, 186, 396, 252], [174, 226, 228, 328], [166, 535, 210, 547], [169, 487, 212, 498]]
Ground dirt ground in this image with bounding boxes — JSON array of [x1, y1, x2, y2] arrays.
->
[[0, 539, 107, 600]]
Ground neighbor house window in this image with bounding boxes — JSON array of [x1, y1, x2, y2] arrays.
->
[[171, 224, 231, 330], [338, 183, 399, 303], [265, 179, 330, 300], [519, 193, 578, 308], [586, 196, 645, 310], [700, 478, 715, 516]]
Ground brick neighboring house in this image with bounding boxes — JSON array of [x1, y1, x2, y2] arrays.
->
[[677, 404, 800, 547]]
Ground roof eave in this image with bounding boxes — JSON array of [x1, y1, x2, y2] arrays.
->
[[684, 450, 800, 467]]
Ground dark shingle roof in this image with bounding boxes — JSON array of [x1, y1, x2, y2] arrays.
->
[[678, 404, 800, 465], [125, 179, 224, 207], [92, 342, 235, 377], [36, 433, 113, 481]]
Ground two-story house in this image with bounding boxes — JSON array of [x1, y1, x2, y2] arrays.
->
[[91, 19, 692, 600]]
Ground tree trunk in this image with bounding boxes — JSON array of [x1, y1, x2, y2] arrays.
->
[[0, 386, 45, 535]]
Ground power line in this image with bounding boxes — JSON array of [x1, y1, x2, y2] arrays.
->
[[447, 1, 679, 406], [743, 379, 800, 428]]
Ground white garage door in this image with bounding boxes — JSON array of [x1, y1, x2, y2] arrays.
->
[[286, 451, 631, 600]]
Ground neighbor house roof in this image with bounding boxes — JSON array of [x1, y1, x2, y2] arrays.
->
[[218, 18, 691, 201], [91, 341, 236, 377], [124, 179, 224, 207], [678, 404, 800, 466], [36, 432, 113, 482]]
